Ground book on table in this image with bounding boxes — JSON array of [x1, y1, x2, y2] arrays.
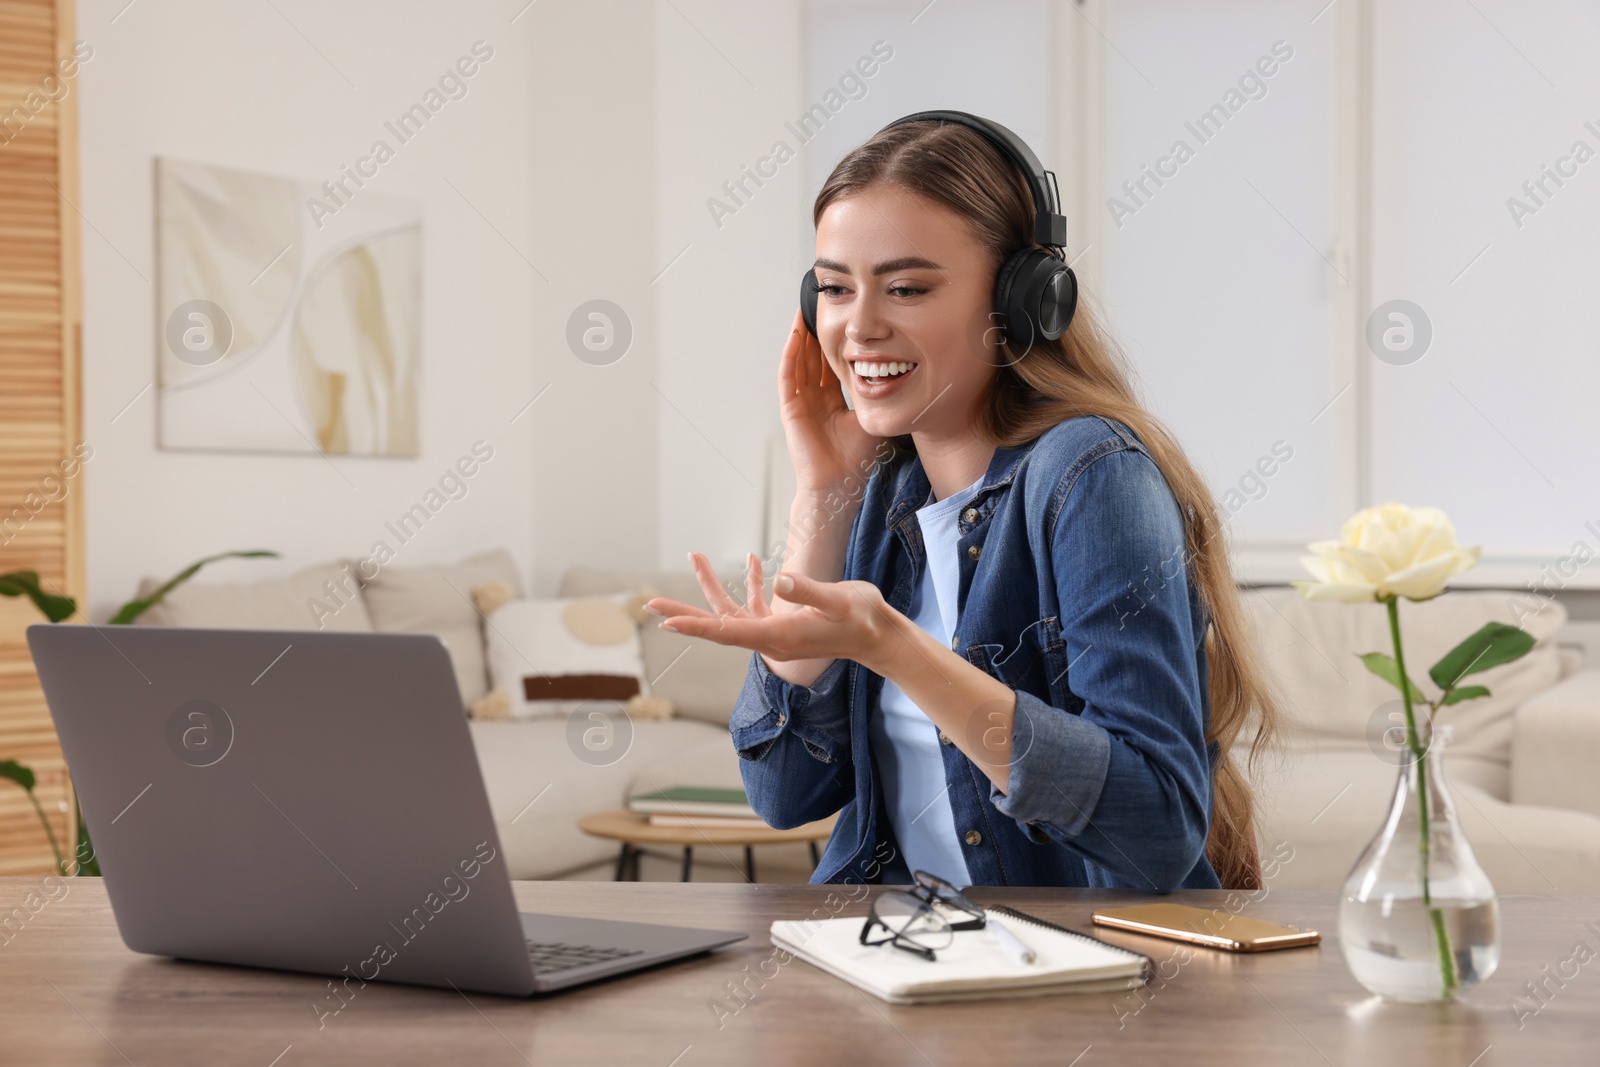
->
[[646, 813, 770, 829], [627, 785, 757, 818], [769, 903, 1153, 1005]]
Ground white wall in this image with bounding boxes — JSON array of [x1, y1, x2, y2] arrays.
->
[[77, 0, 657, 616], [523, 0, 659, 595], [655, 0, 806, 573]]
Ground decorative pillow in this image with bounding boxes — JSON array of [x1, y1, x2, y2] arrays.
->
[[483, 591, 657, 720], [467, 687, 672, 722], [558, 564, 753, 726]]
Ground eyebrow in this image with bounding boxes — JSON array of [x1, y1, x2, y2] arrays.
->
[[812, 256, 945, 276]]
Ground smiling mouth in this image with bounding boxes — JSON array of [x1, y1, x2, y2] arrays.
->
[[849, 359, 919, 385]]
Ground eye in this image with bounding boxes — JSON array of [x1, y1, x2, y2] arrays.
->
[[811, 281, 847, 298], [889, 285, 928, 298]]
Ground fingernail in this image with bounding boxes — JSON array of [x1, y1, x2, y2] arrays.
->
[[642, 602, 664, 616], [658, 621, 679, 632], [775, 574, 795, 594]]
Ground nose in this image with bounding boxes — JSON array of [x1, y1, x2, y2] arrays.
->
[[844, 290, 890, 347]]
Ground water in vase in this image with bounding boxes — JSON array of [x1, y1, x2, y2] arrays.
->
[[1338, 895, 1500, 1001]]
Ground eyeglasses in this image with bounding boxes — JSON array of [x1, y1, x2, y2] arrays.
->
[[859, 869, 987, 962]]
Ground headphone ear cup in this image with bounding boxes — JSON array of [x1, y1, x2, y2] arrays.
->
[[800, 268, 819, 337], [1037, 259, 1077, 341], [991, 252, 1028, 355], [993, 250, 1077, 358]]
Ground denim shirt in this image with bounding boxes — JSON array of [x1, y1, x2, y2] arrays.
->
[[727, 414, 1221, 892]]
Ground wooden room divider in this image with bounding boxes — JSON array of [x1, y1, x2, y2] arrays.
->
[[0, 0, 85, 875]]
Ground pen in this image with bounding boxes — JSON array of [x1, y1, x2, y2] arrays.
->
[[986, 916, 1036, 965]]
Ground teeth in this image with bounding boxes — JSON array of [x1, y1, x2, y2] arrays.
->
[[855, 361, 914, 378]]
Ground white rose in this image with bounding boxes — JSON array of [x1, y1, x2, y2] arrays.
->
[[1292, 502, 1481, 603]]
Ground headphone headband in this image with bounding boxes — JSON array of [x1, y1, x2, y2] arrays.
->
[[877, 110, 1069, 248]]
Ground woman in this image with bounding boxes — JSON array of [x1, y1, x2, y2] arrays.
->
[[645, 116, 1283, 891]]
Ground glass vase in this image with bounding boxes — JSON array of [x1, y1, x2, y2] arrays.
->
[[1337, 723, 1500, 1002]]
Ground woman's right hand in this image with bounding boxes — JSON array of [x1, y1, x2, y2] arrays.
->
[[779, 308, 887, 495]]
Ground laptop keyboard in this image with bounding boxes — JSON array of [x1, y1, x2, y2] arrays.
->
[[526, 940, 646, 976]]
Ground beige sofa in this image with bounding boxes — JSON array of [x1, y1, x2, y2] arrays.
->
[[135, 551, 1600, 891], [1238, 587, 1600, 895]]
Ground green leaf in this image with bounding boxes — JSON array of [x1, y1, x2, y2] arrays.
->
[[1429, 622, 1537, 691], [108, 550, 279, 624], [71, 813, 99, 877], [1360, 652, 1429, 705], [0, 759, 37, 792], [1440, 685, 1492, 706], [0, 570, 77, 623]]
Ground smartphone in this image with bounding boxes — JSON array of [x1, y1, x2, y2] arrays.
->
[[1090, 903, 1320, 952]]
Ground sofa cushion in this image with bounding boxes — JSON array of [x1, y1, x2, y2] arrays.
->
[[354, 548, 522, 707], [484, 592, 648, 719], [1240, 586, 1567, 770], [1510, 669, 1600, 818], [134, 562, 374, 632], [558, 564, 753, 727]]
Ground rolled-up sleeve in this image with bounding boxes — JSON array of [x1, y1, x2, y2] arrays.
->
[[727, 651, 854, 829], [985, 446, 1212, 892]]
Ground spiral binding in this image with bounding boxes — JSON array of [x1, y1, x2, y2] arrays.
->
[[987, 904, 1156, 984]]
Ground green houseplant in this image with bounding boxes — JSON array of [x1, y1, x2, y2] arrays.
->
[[1, 551, 277, 876]]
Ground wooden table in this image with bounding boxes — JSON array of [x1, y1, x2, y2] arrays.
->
[[576, 808, 837, 881], [2, 877, 1597, 1065]]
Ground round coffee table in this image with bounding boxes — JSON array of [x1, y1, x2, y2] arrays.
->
[[577, 808, 838, 882]]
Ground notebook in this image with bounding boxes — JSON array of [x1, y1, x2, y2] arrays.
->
[[769, 903, 1153, 1005]]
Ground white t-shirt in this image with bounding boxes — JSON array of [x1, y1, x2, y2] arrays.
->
[[869, 470, 985, 886]]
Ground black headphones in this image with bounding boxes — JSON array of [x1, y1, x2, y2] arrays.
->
[[799, 109, 1078, 358]]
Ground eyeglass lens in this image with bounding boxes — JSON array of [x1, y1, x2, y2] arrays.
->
[[873, 891, 953, 951]]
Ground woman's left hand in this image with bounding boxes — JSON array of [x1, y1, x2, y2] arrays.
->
[[646, 551, 898, 671]]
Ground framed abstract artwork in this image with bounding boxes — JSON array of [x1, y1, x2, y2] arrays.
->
[[155, 156, 422, 456]]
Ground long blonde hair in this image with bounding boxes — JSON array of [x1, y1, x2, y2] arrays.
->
[[816, 119, 1285, 889]]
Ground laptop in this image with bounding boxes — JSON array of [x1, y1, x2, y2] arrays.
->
[[26, 624, 747, 997]]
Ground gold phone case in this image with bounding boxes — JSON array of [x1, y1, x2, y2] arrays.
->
[[1090, 903, 1320, 952]]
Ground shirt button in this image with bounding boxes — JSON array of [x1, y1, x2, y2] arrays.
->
[[967, 544, 981, 560], [938, 730, 951, 745], [776, 714, 787, 727], [951, 635, 961, 650], [962, 507, 978, 523], [964, 830, 982, 846]]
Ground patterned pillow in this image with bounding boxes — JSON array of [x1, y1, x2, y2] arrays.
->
[[482, 592, 650, 720]]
